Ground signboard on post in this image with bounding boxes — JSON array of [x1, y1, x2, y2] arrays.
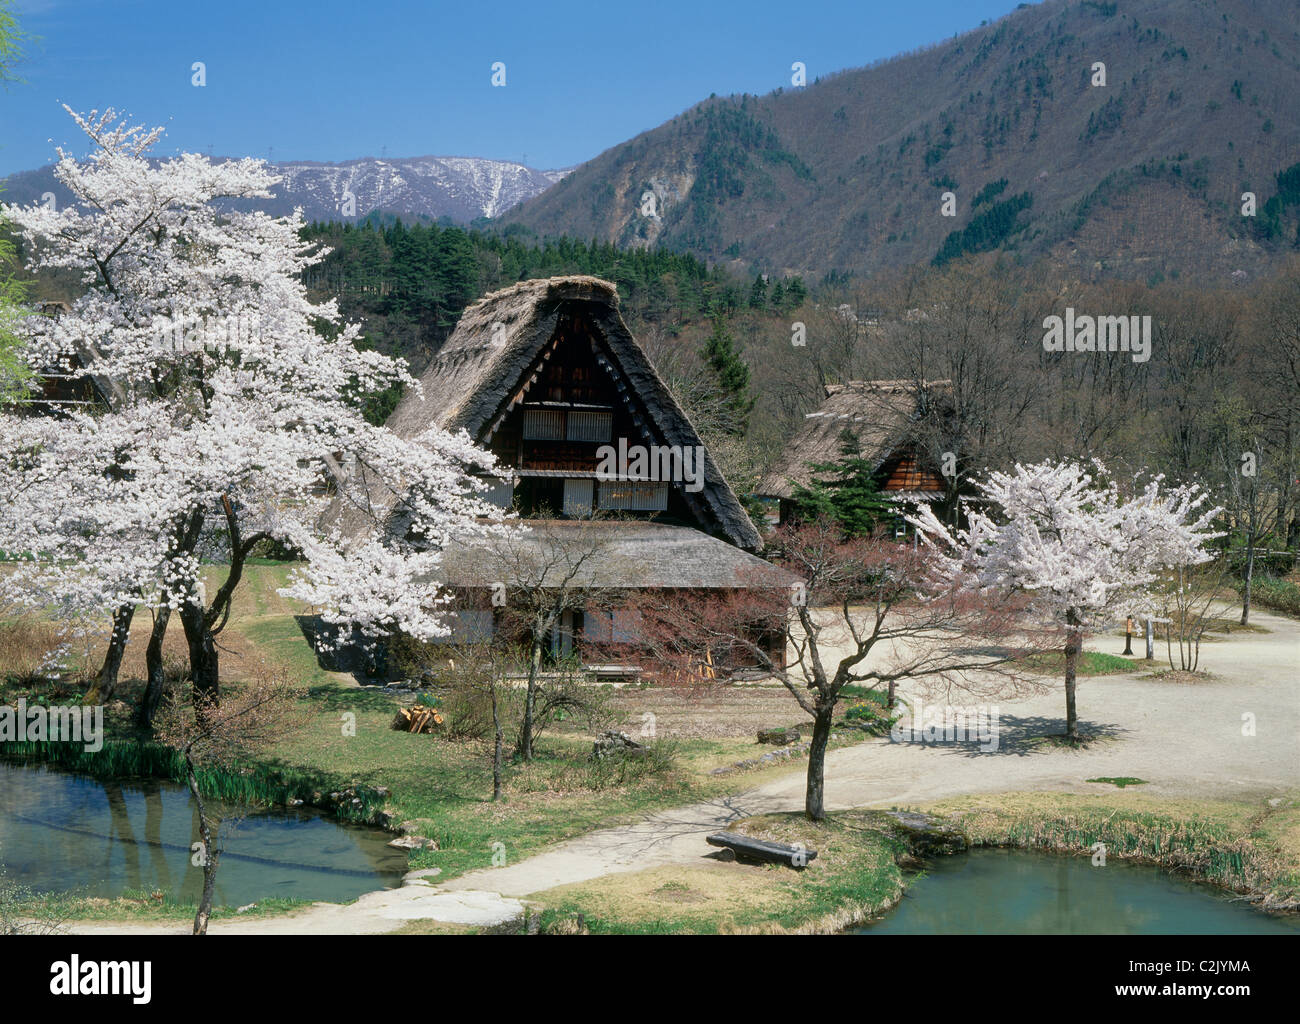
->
[[1143, 616, 1172, 660]]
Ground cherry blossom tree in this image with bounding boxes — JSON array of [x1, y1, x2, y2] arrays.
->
[[912, 460, 1220, 742], [0, 108, 506, 717]]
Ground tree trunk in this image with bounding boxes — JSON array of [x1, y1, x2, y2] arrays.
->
[[179, 600, 219, 721], [89, 603, 135, 704], [804, 704, 835, 822], [491, 679, 503, 802], [520, 639, 542, 762], [1241, 535, 1255, 626], [1063, 610, 1082, 743], [136, 603, 172, 728], [184, 755, 219, 936]]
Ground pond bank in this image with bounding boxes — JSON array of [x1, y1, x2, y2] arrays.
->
[[523, 792, 1300, 934], [0, 762, 408, 915], [0, 737, 391, 823], [48, 790, 1300, 934]]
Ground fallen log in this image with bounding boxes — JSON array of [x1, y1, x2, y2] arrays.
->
[[706, 832, 817, 868]]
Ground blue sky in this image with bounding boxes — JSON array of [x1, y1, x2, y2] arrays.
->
[[2, 0, 1030, 176]]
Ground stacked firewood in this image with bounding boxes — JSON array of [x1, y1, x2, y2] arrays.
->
[[392, 705, 444, 734]]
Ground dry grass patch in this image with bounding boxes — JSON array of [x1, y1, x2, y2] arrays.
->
[[535, 811, 908, 934], [0, 616, 70, 684]]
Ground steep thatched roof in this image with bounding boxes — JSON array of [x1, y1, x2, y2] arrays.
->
[[437, 520, 796, 590], [756, 379, 950, 500], [340, 275, 761, 550]]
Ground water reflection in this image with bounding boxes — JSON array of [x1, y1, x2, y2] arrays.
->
[[0, 762, 408, 906], [858, 847, 1300, 935]]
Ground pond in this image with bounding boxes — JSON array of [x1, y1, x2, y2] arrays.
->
[[857, 847, 1300, 934], [0, 762, 409, 907]]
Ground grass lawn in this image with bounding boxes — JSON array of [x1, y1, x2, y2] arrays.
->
[[1, 564, 874, 897], [12, 890, 312, 926], [264, 688, 873, 882], [1022, 650, 1136, 676]]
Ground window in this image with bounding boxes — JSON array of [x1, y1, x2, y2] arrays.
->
[[566, 410, 612, 442], [479, 476, 514, 508], [599, 481, 668, 511], [585, 606, 642, 644], [563, 478, 594, 517], [522, 408, 564, 440]]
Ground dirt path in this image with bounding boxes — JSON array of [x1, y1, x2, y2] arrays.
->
[[66, 605, 1298, 934]]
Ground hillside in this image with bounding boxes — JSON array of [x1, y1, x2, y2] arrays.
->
[[501, 0, 1300, 283], [1, 154, 569, 224]]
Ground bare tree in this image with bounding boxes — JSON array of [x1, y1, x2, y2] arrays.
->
[[1251, 262, 1300, 550], [1211, 398, 1285, 626], [402, 640, 520, 801], [155, 672, 306, 934], [472, 515, 629, 761], [1156, 557, 1228, 673], [640, 519, 1048, 821]]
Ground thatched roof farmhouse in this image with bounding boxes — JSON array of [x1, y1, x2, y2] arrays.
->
[[342, 275, 793, 668], [757, 379, 953, 526]]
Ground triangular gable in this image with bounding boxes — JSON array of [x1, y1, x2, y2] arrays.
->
[[380, 276, 762, 551]]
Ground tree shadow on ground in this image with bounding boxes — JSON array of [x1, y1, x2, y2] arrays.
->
[[890, 713, 1125, 758], [294, 613, 394, 688]]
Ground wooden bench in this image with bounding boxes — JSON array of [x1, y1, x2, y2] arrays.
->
[[706, 833, 817, 867], [586, 664, 643, 683]]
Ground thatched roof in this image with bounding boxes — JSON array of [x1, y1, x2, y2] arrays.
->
[[339, 275, 761, 550], [756, 379, 949, 500], [436, 521, 797, 590]]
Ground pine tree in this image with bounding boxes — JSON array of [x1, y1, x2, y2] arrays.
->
[[748, 273, 768, 309], [700, 313, 754, 435], [790, 428, 890, 538], [784, 275, 807, 309]]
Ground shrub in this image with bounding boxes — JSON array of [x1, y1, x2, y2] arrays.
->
[[1225, 547, 1295, 578], [441, 683, 522, 741], [516, 672, 618, 751], [1242, 576, 1300, 617], [842, 699, 900, 734], [569, 739, 679, 791]]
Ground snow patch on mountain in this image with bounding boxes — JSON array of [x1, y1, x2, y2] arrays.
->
[[269, 155, 570, 221], [2, 154, 571, 224]]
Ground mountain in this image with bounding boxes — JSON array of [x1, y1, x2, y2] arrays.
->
[[501, 0, 1300, 283], [2, 155, 570, 224]]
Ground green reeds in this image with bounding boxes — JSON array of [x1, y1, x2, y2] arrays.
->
[[0, 738, 387, 823]]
